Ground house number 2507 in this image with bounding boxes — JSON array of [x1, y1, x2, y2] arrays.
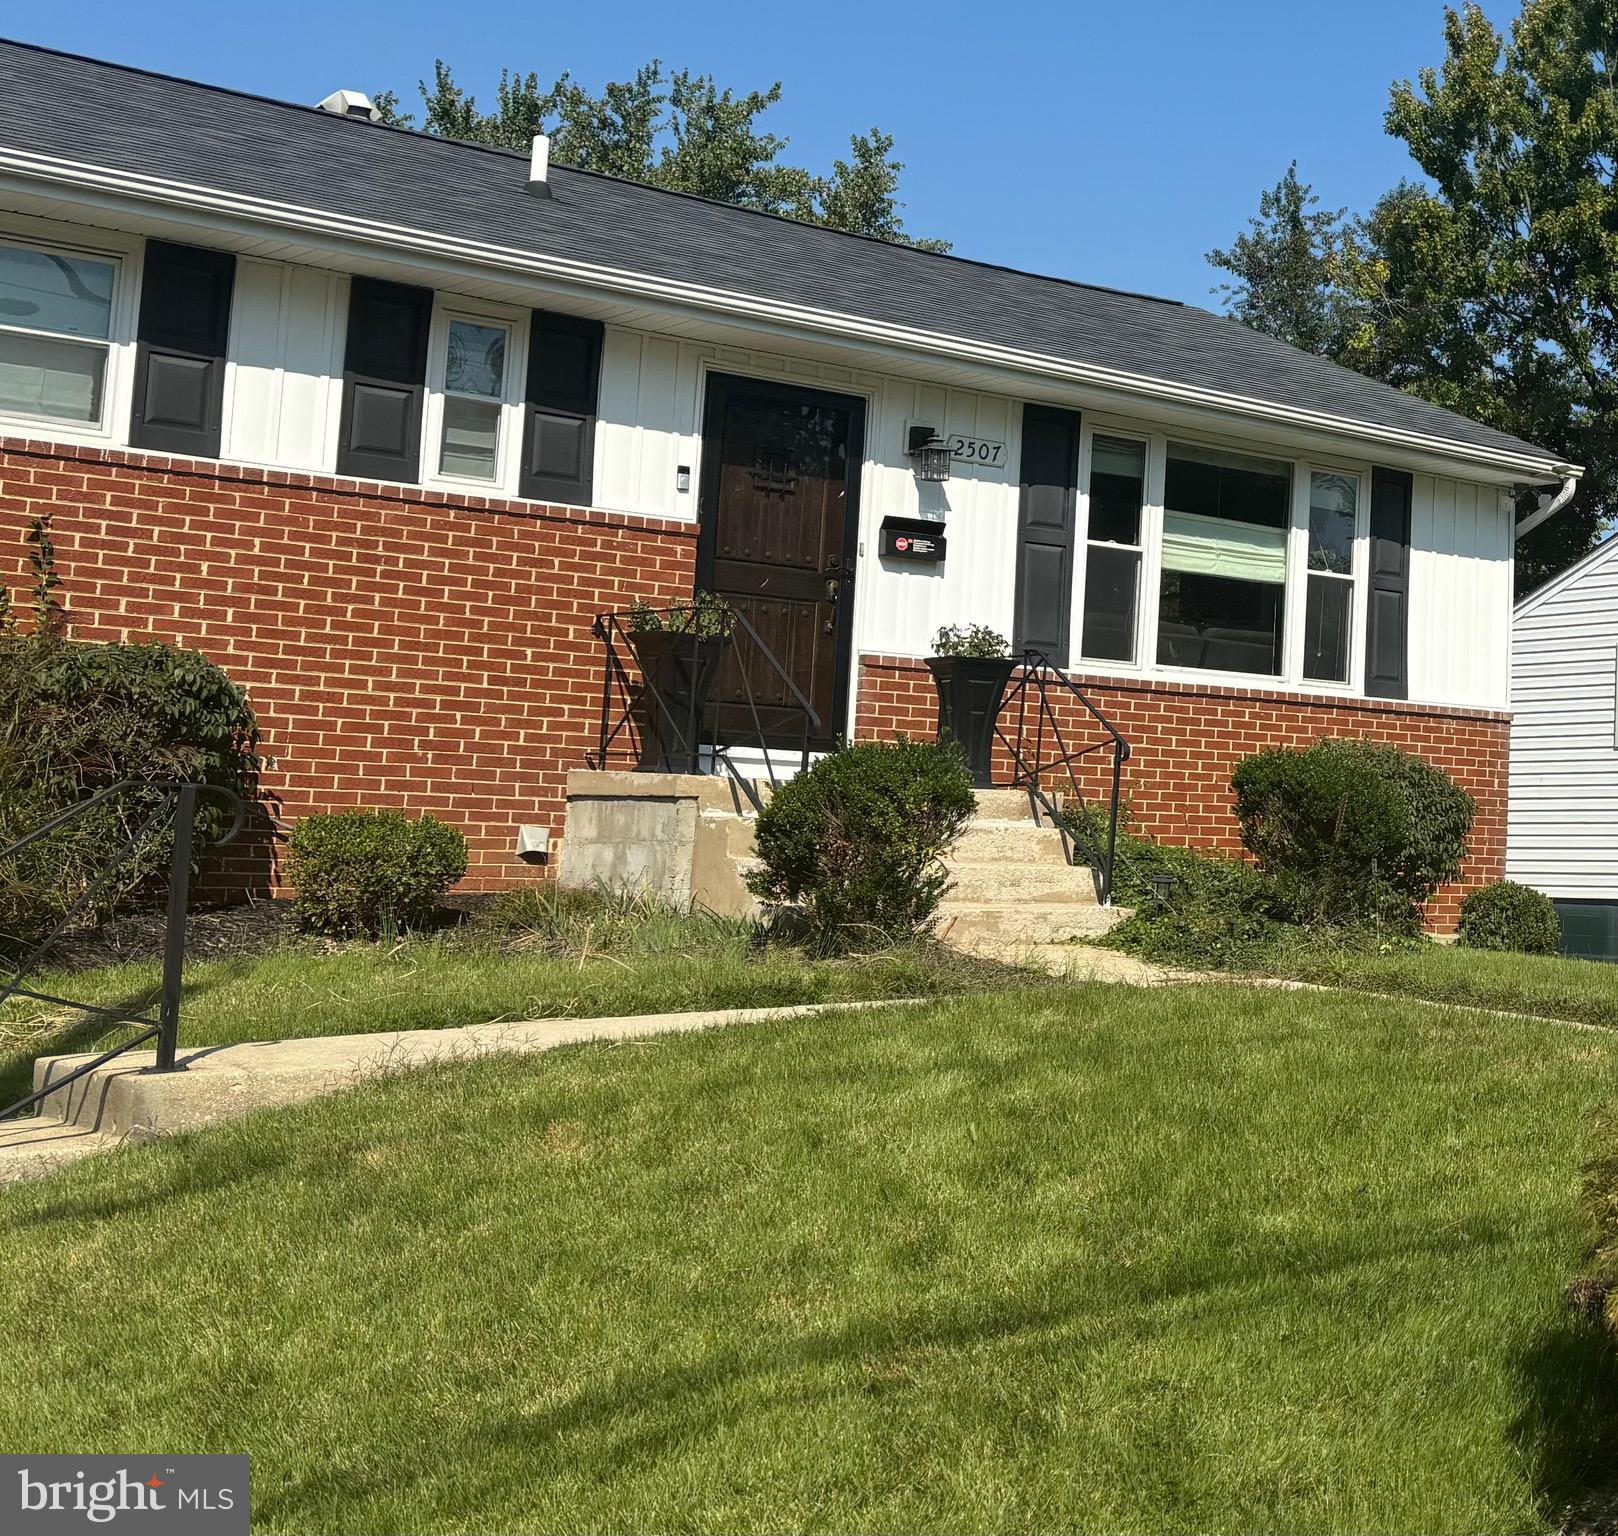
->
[[949, 435, 1007, 467]]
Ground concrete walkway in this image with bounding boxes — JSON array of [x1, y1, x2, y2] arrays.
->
[[0, 999, 909, 1185]]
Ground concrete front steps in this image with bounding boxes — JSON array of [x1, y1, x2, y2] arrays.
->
[[559, 771, 1130, 950], [936, 789, 1130, 955]]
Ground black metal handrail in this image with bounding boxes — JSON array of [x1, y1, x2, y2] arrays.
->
[[0, 780, 245, 1122], [992, 651, 1131, 904], [588, 601, 823, 812]]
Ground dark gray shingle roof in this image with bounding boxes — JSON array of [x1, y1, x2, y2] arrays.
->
[[0, 38, 1565, 468]]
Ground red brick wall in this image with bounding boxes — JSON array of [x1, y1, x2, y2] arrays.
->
[[0, 433, 1509, 928], [0, 437, 697, 892], [856, 653, 1509, 931]]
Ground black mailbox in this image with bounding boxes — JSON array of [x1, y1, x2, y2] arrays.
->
[[879, 516, 947, 563]]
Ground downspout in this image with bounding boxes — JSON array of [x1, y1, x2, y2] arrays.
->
[[1514, 473, 1578, 539]]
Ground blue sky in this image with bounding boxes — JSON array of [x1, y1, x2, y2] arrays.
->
[[10, 0, 1519, 306]]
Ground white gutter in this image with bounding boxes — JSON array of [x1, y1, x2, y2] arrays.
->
[[1514, 474, 1578, 539], [0, 142, 1585, 483]]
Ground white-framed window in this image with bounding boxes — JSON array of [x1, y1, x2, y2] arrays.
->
[[437, 315, 510, 482], [1079, 431, 1147, 663], [1300, 468, 1361, 684], [1069, 423, 1374, 692], [422, 302, 525, 490], [1156, 439, 1293, 677], [0, 237, 120, 431]]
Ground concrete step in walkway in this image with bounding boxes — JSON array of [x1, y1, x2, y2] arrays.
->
[[0, 999, 907, 1185], [0, 1117, 123, 1184]]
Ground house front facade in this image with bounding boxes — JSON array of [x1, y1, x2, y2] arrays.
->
[[0, 40, 1580, 925]]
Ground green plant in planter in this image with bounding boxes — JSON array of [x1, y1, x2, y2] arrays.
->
[[926, 626, 1015, 788], [931, 623, 1010, 659], [623, 592, 732, 772], [626, 592, 731, 638]]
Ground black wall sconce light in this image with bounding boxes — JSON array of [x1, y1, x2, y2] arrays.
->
[[907, 424, 952, 482]]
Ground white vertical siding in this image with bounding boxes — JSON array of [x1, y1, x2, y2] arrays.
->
[[855, 376, 1022, 658], [221, 257, 346, 472], [1509, 541, 1618, 898], [207, 256, 1517, 722], [1409, 474, 1512, 709]]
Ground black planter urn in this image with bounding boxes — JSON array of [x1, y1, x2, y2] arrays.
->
[[925, 654, 1018, 788], [628, 630, 728, 773]]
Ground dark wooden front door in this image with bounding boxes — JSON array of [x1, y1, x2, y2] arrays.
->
[[697, 374, 864, 750]]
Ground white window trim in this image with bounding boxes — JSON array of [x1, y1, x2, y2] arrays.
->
[[1290, 460, 1371, 689], [1073, 421, 1151, 668], [0, 222, 142, 448], [420, 296, 529, 497], [1070, 415, 1375, 695]]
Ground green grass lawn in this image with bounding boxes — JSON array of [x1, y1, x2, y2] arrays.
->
[[2, 983, 1615, 1533], [1271, 943, 1618, 1029], [0, 905, 1016, 1105]]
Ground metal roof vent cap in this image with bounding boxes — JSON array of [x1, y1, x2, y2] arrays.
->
[[316, 89, 382, 123]]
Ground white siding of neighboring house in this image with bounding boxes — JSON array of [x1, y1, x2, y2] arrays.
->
[[1509, 540, 1618, 899]]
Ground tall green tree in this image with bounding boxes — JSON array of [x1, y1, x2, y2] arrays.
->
[[1207, 162, 1362, 356], [1212, 1, 1618, 593], [374, 60, 946, 250]]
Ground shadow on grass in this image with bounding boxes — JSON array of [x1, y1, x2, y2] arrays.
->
[[1510, 1315, 1618, 1531], [253, 1220, 1551, 1529]]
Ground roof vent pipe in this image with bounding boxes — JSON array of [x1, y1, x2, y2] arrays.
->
[[528, 132, 553, 198], [316, 89, 382, 123]]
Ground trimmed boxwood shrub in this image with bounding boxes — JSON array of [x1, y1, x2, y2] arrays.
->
[[288, 810, 467, 936], [746, 738, 975, 947], [1457, 879, 1561, 955], [1231, 738, 1474, 932]]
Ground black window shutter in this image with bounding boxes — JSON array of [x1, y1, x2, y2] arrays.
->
[[520, 310, 604, 505], [337, 277, 432, 483], [130, 240, 235, 457], [1013, 403, 1081, 663], [1365, 466, 1413, 699]]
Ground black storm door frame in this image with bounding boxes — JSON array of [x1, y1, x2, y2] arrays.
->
[[695, 372, 866, 752]]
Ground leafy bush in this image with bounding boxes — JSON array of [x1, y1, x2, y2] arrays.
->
[[288, 810, 467, 937], [931, 624, 1010, 659], [0, 630, 259, 944], [1064, 802, 1267, 911], [1569, 1103, 1618, 1340], [1457, 879, 1561, 955], [747, 738, 975, 947], [1231, 738, 1474, 932]]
